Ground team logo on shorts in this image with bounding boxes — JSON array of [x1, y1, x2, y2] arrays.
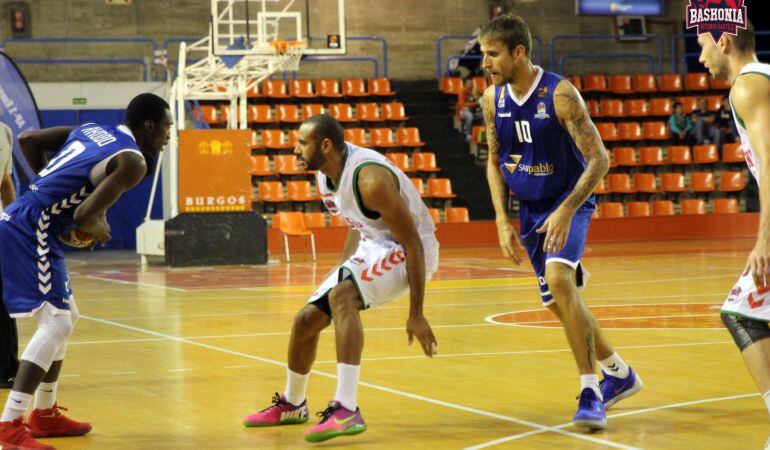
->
[[686, 0, 747, 45]]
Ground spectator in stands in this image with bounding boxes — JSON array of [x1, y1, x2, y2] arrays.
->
[[714, 95, 739, 143], [668, 101, 693, 145], [458, 77, 483, 141], [691, 96, 724, 149]]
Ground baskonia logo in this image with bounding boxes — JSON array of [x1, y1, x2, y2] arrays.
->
[[686, 0, 747, 44]]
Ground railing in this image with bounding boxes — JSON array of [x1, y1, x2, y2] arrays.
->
[[549, 34, 664, 74], [559, 53, 655, 75], [435, 34, 543, 80], [671, 30, 770, 73]]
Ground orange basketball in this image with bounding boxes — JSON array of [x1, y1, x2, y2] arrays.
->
[[59, 229, 94, 248]]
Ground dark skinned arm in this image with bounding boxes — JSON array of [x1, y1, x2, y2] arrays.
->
[[18, 126, 76, 173]]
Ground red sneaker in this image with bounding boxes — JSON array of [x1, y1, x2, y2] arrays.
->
[[26, 404, 91, 438], [0, 417, 53, 449]]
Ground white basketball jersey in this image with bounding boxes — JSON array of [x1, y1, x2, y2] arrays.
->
[[730, 62, 770, 182], [316, 143, 436, 242]]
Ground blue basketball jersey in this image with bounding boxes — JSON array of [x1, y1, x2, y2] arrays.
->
[[0, 123, 141, 316], [494, 67, 595, 237]]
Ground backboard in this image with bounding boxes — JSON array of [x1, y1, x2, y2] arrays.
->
[[211, 0, 346, 56]]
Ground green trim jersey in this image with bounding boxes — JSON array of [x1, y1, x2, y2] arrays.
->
[[730, 62, 770, 182], [316, 143, 436, 243]]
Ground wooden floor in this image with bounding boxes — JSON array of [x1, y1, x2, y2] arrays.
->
[[5, 238, 767, 449]]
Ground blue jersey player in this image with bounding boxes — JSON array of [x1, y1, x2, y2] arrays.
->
[[0, 93, 171, 449], [479, 15, 642, 429]]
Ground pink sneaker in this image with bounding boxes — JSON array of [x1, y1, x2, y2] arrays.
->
[[303, 401, 366, 443], [243, 393, 309, 427]]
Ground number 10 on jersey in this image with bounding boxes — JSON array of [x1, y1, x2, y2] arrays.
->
[[514, 120, 532, 143]]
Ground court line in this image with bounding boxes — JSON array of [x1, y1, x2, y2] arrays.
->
[[78, 313, 638, 450], [83, 275, 187, 292], [463, 392, 761, 449]]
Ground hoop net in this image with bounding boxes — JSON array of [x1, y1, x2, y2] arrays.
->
[[270, 40, 306, 72]]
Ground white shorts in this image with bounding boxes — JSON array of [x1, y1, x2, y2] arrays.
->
[[721, 272, 770, 322], [308, 236, 439, 310]]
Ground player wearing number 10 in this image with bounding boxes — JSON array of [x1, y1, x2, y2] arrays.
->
[[480, 15, 642, 429], [0, 93, 171, 449]]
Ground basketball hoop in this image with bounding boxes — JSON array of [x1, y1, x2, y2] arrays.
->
[[270, 40, 306, 72]]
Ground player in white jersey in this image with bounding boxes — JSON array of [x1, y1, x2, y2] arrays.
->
[[243, 114, 439, 443], [696, 21, 770, 431]]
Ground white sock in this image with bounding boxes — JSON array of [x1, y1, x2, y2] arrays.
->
[[1, 391, 32, 422], [334, 363, 360, 411], [599, 352, 630, 379], [34, 382, 58, 410], [763, 390, 770, 417], [283, 369, 309, 406], [580, 374, 602, 400]]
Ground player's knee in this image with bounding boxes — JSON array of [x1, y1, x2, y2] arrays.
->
[[328, 282, 360, 317], [293, 306, 325, 331], [544, 265, 575, 293], [722, 313, 770, 352]]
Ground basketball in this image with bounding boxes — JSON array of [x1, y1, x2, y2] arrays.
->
[[59, 229, 94, 248]]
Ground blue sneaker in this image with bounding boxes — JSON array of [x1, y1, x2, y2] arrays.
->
[[600, 367, 643, 409], [573, 388, 607, 430]]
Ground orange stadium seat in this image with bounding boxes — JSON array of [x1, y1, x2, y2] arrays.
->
[[445, 207, 470, 223], [277, 104, 302, 125], [287, 180, 318, 203], [410, 178, 426, 197], [316, 79, 344, 98], [569, 75, 582, 91], [277, 211, 315, 262], [684, 73, 709, 91], [634, 173, 661, 193], [344, 128, 368, 147], [413, 152, 441, 172], [667, 145, 692, 165], [693, 144, 719, 164], [472, 76, 488, 94], [719, 171, 747, 192], [659, 74, 683, 92], [259, 181, 288, 203], [343, 78, 369, 97], [642, 121, 669, 140], [302, 103, 325, 118], [583, 74, 608, 92], [274, 154, 304, 176], [690, 172, 715, 193], [722, 142, 744, 163], [633, 74, 658, 93], [652, 200, 675, 216], [441, 77, 464, 96], [219, 105, 231, 124], [600, 202, 624, 219], [662, 173, 687, 193], [472, 125, 486, 144], [368, 78, 396, 96], [586, 100, 600, 117], [398, 127, 426, 147], [639, 146, 665, 166], [710, 77, 731, 90], [330, 215, 347, 227], [596, 122, 620, 142], [289, 79, 316, 98], [618, 122, 643, 141], [385, 152, 413, 173], [263, 80, 289, 99], [370, 128, 399, 148], [382, 102, 408, 121], [251, 155, 274, 177], [328, 103, 356, 124], [624, 99, 648, 117], [428, 178, 457, 198], [627, 201, 651, 217], [713, 198, 739, 214], [356, 103, 384, 123], [680, 198, 706, 215], [678, 96, 698, 114], [246, 80, 261, 98], [649, 98, 672, 116], [263, 129, 294, 150], [428, 208, 441, 223], [705, 95, 722, 111], [249, 105, 277, 125], [613, 147, 638, 166], [609, 75, 634, 94], [303, 212, 327, 228], [600, 99, 624, 118], [608, 173, 635, 194], [595, 177, 609, 195], [198, 105, 222, 125]]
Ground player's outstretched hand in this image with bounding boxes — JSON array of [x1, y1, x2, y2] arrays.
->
[[536, 206, 573, 255], [495, 218, 522, 265], [406, 314, 437, 358], [743, 239, 770, 289]]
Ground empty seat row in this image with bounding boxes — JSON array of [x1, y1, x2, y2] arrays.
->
[[572, 73, 729, 94], [440, 76, 489, 97], [247, 127, 426, 150], [241, 77, 395, 99], [612, 143, 744, 167], [587, 95, 723, 119], [197, 102, 409, 125], [256, 178, 458, 203], [596, 171, 746, 194], [271, 207, 471, 231], [596, 121, 670, 141], [251, 152, 441, 177], [597, 198, 739, 218]]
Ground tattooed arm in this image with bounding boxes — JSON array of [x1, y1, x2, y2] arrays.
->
[[535, 79, 610, 254], [482, 86, 522, 265]]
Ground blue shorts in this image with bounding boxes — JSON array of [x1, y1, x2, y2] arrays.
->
[[0, 201, 73, 317], [521, 205, 592, 306]]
